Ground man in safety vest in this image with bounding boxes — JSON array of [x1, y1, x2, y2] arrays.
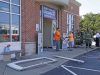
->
[[75, 29, 81, 47], [84, 27, 93, 49]]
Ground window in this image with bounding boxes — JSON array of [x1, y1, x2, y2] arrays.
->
[[0, 2, 10, 12], [11, 0, 20, 5], [0, 0, 21, 42], [12, 5, 20, 14], [67, 13, 75, 36]]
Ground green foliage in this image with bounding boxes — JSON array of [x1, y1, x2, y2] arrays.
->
[[79, 13, 100, 35]]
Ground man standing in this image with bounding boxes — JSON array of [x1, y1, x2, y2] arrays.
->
[[55, 28, 62, 51], [68, 31, 73, 51], [75, 29, 81, 47], [96, 31, 100, 47], [84, 27, 93, 49]]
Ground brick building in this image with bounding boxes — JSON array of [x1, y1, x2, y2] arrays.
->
[[0, 0, 81, 60]]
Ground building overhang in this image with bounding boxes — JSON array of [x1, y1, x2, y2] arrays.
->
[[34, 0, 69, 10]]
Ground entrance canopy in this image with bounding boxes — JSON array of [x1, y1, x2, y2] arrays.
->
[[35, 0, 69, 10]]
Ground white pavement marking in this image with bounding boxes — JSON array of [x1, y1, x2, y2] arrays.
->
[[53, 55, 84, 63], [82, 56, 98, 58], [7, 57, 57, 71], [63, 65, 100, 73], [61, 65, 77, 75]]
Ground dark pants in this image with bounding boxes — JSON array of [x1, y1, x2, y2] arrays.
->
[[96, 37, 99, 47], [85, 39, 91, 48], [75, 40, 80, 47]]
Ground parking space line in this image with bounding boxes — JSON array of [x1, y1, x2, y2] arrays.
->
[[63, 65, 100, 73], [82, 56, 98, 58], [61, 65, 77, 75]]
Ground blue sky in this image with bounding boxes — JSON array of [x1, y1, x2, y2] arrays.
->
[[76, 0, 100, 16]]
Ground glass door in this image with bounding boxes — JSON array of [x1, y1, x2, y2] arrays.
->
[[51, 20, 57, 49]]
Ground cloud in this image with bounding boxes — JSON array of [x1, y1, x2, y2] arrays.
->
[[80, 10, 87, 16]]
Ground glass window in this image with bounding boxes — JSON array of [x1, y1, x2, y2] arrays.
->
[[0, 0, 20, 42], [12, 14, 20, 41], [12, 5, 20, 14], [73, 16, 74, 20], [67, 19, 69, 24], [0, 12, 10, 42], [71, 20, 74, 24], [67, 14, 75, 38], [0, 2, 10, 12], [71, 15, 73, 19], [11, 0, 20, 5], [2, 0, 10, 2]]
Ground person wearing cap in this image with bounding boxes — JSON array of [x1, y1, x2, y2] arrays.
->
[[55, 28, 62, 51], [75, 29, 81, 47], [84, 27, 93, 49]]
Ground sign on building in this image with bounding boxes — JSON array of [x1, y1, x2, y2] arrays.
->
[[43, 5, 56, 20]]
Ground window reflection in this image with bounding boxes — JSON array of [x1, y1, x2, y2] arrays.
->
[[0, 12, 10, 42], [11, 0, 20, 5], [0, 2, 10, 12], [12, 15, 20, 42], [2, 0, 10, 2], [12, 5, 20, 14]]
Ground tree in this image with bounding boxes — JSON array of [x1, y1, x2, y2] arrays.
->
[[79, 13, 100, 35]]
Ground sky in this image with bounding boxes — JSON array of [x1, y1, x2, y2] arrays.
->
[[76, 0, 100, 16]]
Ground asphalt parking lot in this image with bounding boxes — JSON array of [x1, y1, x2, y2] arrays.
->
[[41, 49, 100, 75]]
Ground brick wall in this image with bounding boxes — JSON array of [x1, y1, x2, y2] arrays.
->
[[21, 0, 40, 55], [58, 10, 67, 34]]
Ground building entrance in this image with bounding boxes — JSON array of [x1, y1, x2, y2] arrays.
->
[[43, 18, 57, 49], [40, 5, 58, 50]]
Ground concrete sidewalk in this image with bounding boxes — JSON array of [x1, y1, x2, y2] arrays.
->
[[0, 44, 100, 75]]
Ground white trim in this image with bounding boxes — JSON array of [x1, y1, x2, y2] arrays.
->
[[11, 3, 20, 6], [10, 0, 12, 42], [42, 5, 43, 51], [64, 10, 79, 16], [0, 41, 21, 46], [0, 10, 10, 13], [11, 13, 20, 15], [20, 0, 21, 42], [0, 0, 10, 4]]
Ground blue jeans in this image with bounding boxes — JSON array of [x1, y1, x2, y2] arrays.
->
[[56, 40, 59, 51]]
